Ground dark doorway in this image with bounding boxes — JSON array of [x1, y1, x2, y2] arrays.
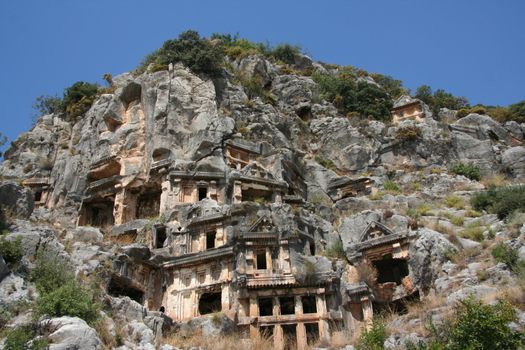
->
[[136, 191, 161, 219], [34, 190, 42, 202], [302, 296, 317, 314], [282, 324, 297, 350], [309, 241, 315, 256], [256, 251, 267, 270], [198, 187, 208, 201], [280, 297, 295, 315], [108, 276, 144, 304], [258, 298, 273, 316], [83, 198, 115, 227], [155, 226, 167, 249], [305, 323, 320, 345], [206, 231, 216, 249], [373, 255, 409, 285], [198, 292, 221, 315]]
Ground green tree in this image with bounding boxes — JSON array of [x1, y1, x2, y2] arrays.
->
[[32, 95, 63, 116], [62, 81, 99, 120], [139, 30, 224, 76]]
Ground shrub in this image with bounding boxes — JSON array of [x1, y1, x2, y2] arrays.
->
[[460, 225, 484, 241], [314, 155, 337, 171], [450, 162, 481, 181], [471, 185, 525, 219], [31, 253, 99, 324], [395, 125, 422, 142], [30, 253, 74, 294], [355, 319, 388, 350], [470, 105, 487, 115], [383, 180, 401, 193], [492, 242, 520, 268], [456, 108, 470, 119], [450, 215, 464, 226], [415, 85, 469, 116], [62, 81, 100, 120], [268, 43, 300, 64], [36, 281, 99, 324], [4, 326, 48, 350], [0, 237, 23, 265], [32, 95, 62, 116], [312, 72, 393, 121], [444, 195, 465, 209], [411, 299, 524, 349], [447, 299, 523, 349], [137, 30, 224, 77], [324, 239, 346, 259]]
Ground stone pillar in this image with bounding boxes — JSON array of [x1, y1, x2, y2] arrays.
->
[[295, 295, 303, 315], [266, 248, 272, 272], [172, 179, 182, 203], [113, 189, 126, 225], [280, 246, 291, 273], [361, 296, 373, 329], [249, 297, 259, 338], [296, 323, 307, 350], [274, 324, 284, 350], [233, 181, 242, 203], [209, 180, 218, 201], [273, 297, 280, 316], [159, 179, 170, 215], [221, 283, 231, 312], [317, 295, 330, 341]]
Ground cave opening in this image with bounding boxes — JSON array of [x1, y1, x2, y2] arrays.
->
[[198, 292, 222, 315], [108, 276, 144, 304], [373, 255, 409, 285]]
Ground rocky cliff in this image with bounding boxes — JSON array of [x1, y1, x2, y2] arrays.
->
[[1, 35, 524, 350]]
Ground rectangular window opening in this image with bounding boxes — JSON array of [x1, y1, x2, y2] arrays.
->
[[302, 295, 317, 314], [155, 227, 167, 249], [206, 231, 216, 249], [198, 187, 208, 201], [256, 251, 267, 270], [279, 296, 295, 315], [258, 298, 273, 316]]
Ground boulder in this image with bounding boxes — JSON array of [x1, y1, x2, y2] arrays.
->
[[454, 113, 510, 143], [504, 121, 524, 140], [179, 314, 235, 337], [502, 146, 525, 178], [409, 228, 457, 292], [40, 316, 102, 350], [0, 182, 34, 219], [66, 226, 104, 243]]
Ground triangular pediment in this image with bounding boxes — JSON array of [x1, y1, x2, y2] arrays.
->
[[249, 215, 275, 233], [359, 221, 394, 242]]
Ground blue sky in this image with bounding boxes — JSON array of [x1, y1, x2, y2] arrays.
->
[[1, 0, 524, 148]]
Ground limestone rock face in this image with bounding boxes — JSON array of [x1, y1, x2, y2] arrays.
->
[[0, 182, 34, 219], [40, 317, 103, 350], [1, 50, 524, 349], [502, 146, 525, 178], [409, 228, 457, 292]]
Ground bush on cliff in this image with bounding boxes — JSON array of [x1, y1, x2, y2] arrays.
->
[[313, 72, 392, 121], [471, 185, 525, 219], [137, 30, 224, 76], [31, 253, 99, 325]]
